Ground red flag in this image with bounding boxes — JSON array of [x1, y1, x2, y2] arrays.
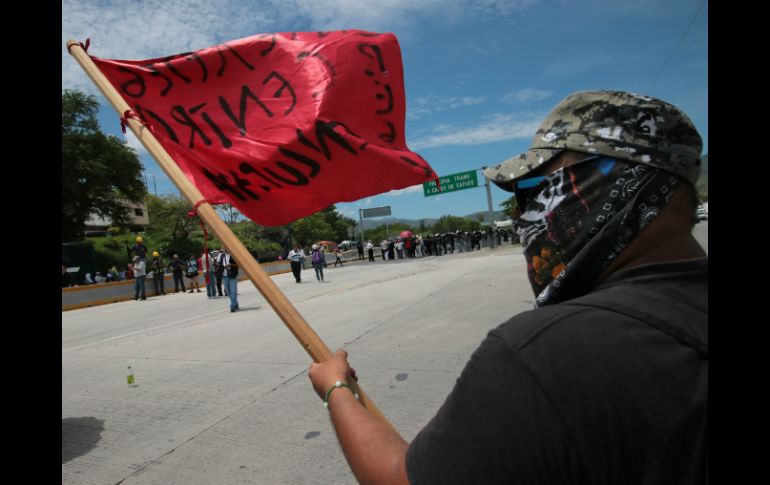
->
[[91, 30, 437, 225]]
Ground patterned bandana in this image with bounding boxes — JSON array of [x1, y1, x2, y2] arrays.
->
[[515, 156, 680, 307]]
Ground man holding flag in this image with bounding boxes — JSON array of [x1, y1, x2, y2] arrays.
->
[[308, 91, 707, 484]]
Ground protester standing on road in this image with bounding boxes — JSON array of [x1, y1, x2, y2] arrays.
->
[[357, 243, 364, 260], [202, 249, 217, 299], [311, 244, 325, 282], [366, 241, 375, 262], [185, 254, 202, 293], [334, 247, 344, 267], [132, 256, 147, 301], [308, 90, 707, 484], [150, 251, 166, 295], [288, 245, 305, 283], [168, 254, 186, 293], [220, 249, 239, 312], [214, 248, 225, 297]]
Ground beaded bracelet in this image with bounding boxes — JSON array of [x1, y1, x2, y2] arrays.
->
[[323, 380, 360, 409]]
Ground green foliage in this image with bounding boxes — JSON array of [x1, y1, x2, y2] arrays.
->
[[364, 222, 417, 243], [291, 213, 335, 247], [231, 221, 283, 259], [319, 206, 357, 241], [62, 89, 147, 241], [432, 215, 482, 234], [89, 235, 135, 272], [499, 195, 518, 217], [143, 194, 203, 256], [287, 206, 357, 248]]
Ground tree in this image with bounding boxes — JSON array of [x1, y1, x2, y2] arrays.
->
[[320, 206, 357, 241], [291, 213, 335, 247], [433, 215, 481, 233], [62, 89, 147, 241], [144, 194, 200, 256], [499, 195, 518, 217], [231, 221, 283, 260]]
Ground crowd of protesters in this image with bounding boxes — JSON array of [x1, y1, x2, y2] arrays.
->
[[63, 236, 241, 312], [63, 228, 516, 306], [362, 227, 517, 262]]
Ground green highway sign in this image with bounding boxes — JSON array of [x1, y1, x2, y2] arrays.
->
[[423, 170, 479, 197], [361, 206, 392, 218]]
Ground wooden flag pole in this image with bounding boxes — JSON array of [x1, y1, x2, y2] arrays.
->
[[67, 40, 395, 431]]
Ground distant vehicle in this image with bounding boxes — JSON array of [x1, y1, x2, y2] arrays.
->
[[696, 205, 708, 222], [316, 241, 338, 252], [338, 240, 359, 251]]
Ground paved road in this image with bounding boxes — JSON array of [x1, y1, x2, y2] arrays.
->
[[63, 224, 708, 484]]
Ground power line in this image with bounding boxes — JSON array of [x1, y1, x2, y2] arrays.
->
[[646, 0, 707, 93]]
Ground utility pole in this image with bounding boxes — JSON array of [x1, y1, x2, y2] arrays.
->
[[153, 174, 157, 196], [483, 167, 496, 249], [359, 208, 365, 246]]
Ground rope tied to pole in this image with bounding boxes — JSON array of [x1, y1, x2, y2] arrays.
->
[[120, 109, 154, 139], [66, 38, 90, 55]]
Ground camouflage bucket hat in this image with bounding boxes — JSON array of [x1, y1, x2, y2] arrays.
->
[[482, 90, 703, 191]]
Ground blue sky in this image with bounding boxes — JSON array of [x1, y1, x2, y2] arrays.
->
[[62, 0, 708, 224]]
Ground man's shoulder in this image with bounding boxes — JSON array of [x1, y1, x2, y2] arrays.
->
[[494, 266, 707, 354]]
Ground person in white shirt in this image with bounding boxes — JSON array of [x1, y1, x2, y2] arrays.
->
[[287, 245, 306, 283], [132, 256, 147, 300], [365, 241, 375, 262], [201, 250, 217, 298]]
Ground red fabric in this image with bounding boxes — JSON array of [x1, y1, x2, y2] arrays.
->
[[91, 30, 437, 226]]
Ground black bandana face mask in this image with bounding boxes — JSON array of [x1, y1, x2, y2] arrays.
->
[[514, 156, 679, 307]]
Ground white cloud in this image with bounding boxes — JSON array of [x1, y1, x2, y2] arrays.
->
[[384, 184, 423, 196], [410, 112, 544, 149], [62, 0, 273, 93], [63, 1, 539, 95], [365, 198, 373, 206], [123, 130, 149, 157], [285, 1, 535, 31], [408, 95, 486, 120], [503, 88, 553, 103]]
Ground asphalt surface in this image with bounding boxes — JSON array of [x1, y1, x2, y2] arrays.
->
[[62, 223, 707, 484]]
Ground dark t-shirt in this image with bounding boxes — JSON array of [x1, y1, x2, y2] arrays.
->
[[406, 259, 707, 485]]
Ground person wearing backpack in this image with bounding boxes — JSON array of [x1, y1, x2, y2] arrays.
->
[[310, 244, 325, 282]]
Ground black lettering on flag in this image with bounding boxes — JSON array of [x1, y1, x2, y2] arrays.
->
[[118, 67, 146, 98], [219, 86, 274, 136], [279, 147, 321, 177], [239, 162, 281, 191], [185, 53, 208, 83], [263, 71, 296, 116], [216, 45, 255, 77], [171, 105, 211, 149], [375, 84, 394, 114], [379, 121, 396, 143], [258, 34, 276, 57], [135, 104, 179, 143], [147, 65, 173, 96], [265, 162, 311, 186], [313, 120, 358, 160]]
